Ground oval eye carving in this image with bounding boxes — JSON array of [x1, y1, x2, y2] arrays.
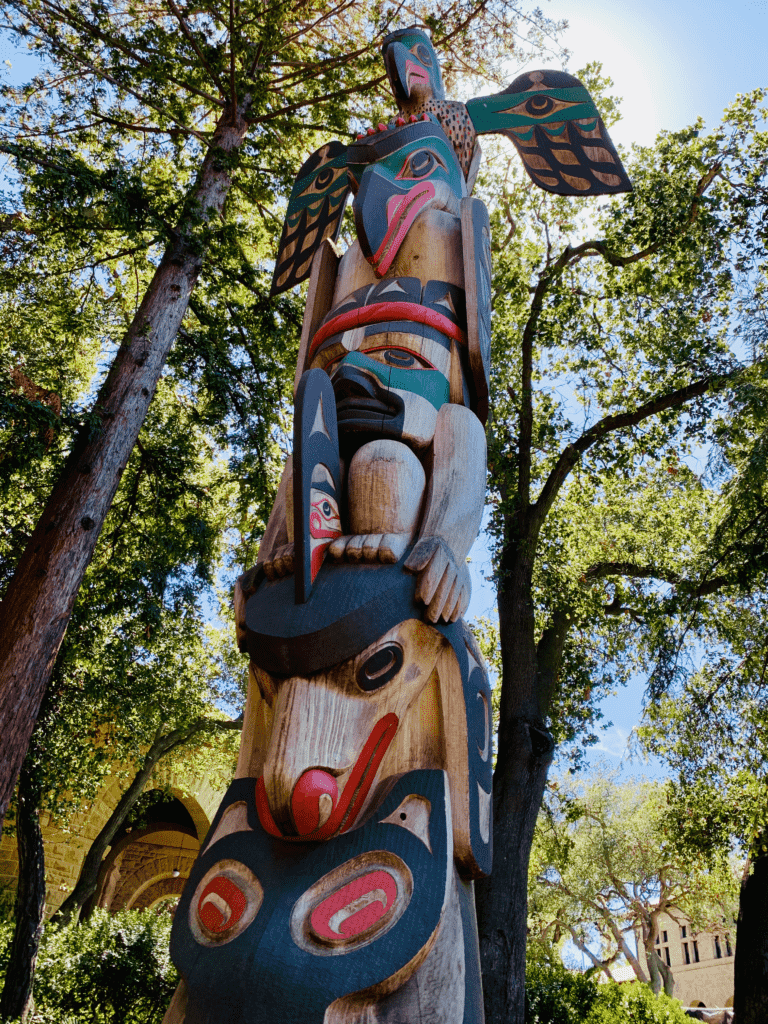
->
[[384, 349, 416, 368], [409, 150, 436, 178], [313, 167, 335, 190], [358, 644, 404, 691], [415, 44, 433, 67]]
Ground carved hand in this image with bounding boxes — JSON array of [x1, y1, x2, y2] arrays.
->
[[404, 536, 471, 623], [262, 542, 295, 581], [328, 533, 410, 565]]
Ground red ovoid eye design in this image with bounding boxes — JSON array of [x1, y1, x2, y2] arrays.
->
[[310, 869, 398, 941], [190, 859, 263, 947], [290, 851, 413, 955]]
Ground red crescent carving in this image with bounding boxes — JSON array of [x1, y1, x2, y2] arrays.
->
[[310, 869, 398, 941], [197, 875, 247, 934]]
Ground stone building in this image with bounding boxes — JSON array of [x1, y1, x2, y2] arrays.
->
[[0, 763, 227, 917], [635, 909, 735, 1009]]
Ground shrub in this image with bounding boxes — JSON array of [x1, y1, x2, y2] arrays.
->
[[526, 962, 693, 1024], [11, 908, 178, 1024], [590, 982, 693, 1023], [526, 960, 602, 1024]]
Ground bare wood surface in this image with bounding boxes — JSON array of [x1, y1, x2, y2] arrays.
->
[[235, 666, 275, 780], [295, 240, 341, 396], [330, 440, 426, 566], [331, 209, 464, 304], [405, 403, 486, 622], [262, 620, 445, 835], [161, 979, 188, 1024]]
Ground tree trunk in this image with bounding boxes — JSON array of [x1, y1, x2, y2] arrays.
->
[[476, 549, 557, 1024], [735, 849, 768, 1024], [0, 766, 46, 1022], [0, 99, 251, 831], [476, 720, 554, 1024]]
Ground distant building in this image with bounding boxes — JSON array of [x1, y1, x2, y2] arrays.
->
[[635, 909, 734, 1009]]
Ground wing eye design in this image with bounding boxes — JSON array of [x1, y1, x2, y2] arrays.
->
[[357, 643, 404, 691], [298, 163, 346, 198], [501, 94, 580, 119]]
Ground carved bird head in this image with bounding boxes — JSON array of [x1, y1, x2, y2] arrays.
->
[[347, 116, 465, 278], [382, 27, 445, 111]]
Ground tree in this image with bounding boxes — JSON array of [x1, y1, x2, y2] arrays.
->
[[641, 602, 768, 1022], [0, 4, 565, 1018], [528, 771, 738, 997], [0, 607, 243, 1020], [474, 83, 768, 1023], [0, 0, 547, 823]]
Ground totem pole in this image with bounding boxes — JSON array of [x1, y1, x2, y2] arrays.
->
[[164, 29, 629, 1024]]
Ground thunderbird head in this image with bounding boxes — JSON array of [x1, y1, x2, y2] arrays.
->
[[347, 116, 466, 278]]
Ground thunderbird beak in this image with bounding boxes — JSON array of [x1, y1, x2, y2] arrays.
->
[[354, 169, 436, 277]]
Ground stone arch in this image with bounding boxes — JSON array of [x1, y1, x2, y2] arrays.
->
[[150, 763, 226, 841], [131, 876, 186, 911], [165, 785, 211, 843], [94, 820, 199, 914]]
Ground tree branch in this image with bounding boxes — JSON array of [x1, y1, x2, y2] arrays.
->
[[532, 374, 725, 532], [164, 0, 228, 98], [584, 561, 734, 600]]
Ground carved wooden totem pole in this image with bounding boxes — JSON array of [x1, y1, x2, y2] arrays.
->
[[164, 29, 629, 1024]]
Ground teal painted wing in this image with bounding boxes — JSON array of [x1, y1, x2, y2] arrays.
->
[[466, 69, 631, 197], [270, 142, 350, 296]]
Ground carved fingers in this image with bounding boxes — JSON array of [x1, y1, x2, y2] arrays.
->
[[328, 533, 411, 565], [263, 543, 295, 581], [404, 536, 471, 623]]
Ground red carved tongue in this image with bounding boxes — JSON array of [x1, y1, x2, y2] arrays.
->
[[291, 770, 339, 836]]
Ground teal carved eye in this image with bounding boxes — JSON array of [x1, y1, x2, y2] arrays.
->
[[398, 148, 446, 181]]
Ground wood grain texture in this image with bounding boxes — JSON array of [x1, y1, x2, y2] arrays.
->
[[330, 207, 464, 307], [161, 979, 188, 1024], [295, 240, 341, 396], [261, 620, 445, 837], [405, 403, 487, 622], [234, 665, 275, 780], [330, 441, 426, 566]]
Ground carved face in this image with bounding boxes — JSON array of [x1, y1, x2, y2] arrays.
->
[[347, 119, 465, 278], [330, 342, 451, 450], [252, 619, 446, 840], [382, 27, 445, 106]]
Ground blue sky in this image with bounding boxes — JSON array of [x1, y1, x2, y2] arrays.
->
[[543, 0, 768, 147], [468, 0, 768, 775]]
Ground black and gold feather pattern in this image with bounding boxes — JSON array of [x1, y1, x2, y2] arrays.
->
[[270, 142, 350, 297], [466, 69, 631, 197]]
